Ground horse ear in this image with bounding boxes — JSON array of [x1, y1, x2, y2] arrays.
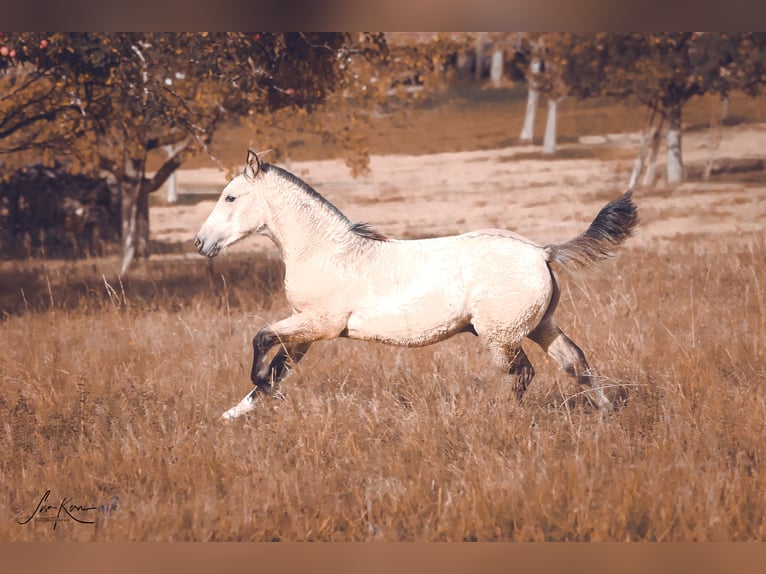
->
[[244, 149, 262, 180]]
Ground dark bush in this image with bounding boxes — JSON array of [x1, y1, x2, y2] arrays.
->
[[0, 164, 120, 259]]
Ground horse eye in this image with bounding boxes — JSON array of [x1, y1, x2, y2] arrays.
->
[[225, 195, 236, 203]]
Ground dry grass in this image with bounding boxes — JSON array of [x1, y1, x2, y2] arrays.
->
[[2, 230, 764, 541], [4, 84, 766, 542]]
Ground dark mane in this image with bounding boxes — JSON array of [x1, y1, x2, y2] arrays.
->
[[263, 163, 388, 242], [349, 222, 389, 241]]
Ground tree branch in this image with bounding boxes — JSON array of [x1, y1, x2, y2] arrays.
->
[[140, 138, 193, 194]]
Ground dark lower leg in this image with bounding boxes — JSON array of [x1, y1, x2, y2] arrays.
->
[[529, 322, 612, 409], [251, 333, 311, 394], [250, 328, 278, 390], [509, 347, 535, 401], [262, 342, 312, 390]]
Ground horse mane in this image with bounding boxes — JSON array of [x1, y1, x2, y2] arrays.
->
[[263, 163, 388, 242], [349, 222, 389, 241]]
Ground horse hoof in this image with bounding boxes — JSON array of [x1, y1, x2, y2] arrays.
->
[[221, 392, 258, 420]]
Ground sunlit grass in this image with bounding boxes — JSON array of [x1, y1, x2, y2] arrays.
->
[[2, 231, 764, 541]]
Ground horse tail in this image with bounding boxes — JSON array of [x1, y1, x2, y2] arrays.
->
[[544, 191, 639, 272]]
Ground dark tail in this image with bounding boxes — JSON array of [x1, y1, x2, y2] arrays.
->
[[545, 191, 639, 271]]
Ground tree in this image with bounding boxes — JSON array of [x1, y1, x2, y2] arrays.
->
[[1, 33, 396, 272], [481, 33, 574, 153], [546, 33, 762, 185], [521, 34, 576, 155]]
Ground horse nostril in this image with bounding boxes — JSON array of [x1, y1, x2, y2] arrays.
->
[[194, 236, 201, 248]]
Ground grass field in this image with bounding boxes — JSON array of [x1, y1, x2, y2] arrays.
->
[[2, 231, 764, 541], [2, 85, 766, 541]]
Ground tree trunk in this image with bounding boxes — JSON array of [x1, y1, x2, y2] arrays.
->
[[119, 157, 150, 274], [643, 116, 664, 187], [120, 186, 137, 275], [721, 94, 729, 123], [120, 184, 151, 274], [111, 140, 190, 274], [628, 109, 657, 190], [666, 103, 684, 185], [519, 59, 541, 142], [475, 32, 486, 81], [628, 110, 664, 190], [489, 49, 504, 87], [135, 187, 149, 258], [163, 143, 183, 203], [455, 52, 473, 79], [542, 97, 560, 155]]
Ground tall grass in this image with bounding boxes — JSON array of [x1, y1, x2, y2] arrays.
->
[[1, 230, 764, 541]]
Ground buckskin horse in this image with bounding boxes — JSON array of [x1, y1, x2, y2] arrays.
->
[[195, 151, 638, 420]]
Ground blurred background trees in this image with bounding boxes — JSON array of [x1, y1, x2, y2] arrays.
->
[[1, 32, 765, 270], [0, 32, 433, 271]]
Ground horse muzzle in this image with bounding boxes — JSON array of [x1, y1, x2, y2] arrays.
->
[[194, 234, 221, 258]]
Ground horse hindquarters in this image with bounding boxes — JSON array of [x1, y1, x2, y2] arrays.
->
[[468, 247, 554, 397]]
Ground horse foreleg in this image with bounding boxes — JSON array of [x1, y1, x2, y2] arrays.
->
[[224, 313, 346, 420], [508, 347, 535, 401], [223, 341, 312, 422], [251, 341, 313, 394], [487, 342, 536, 401]]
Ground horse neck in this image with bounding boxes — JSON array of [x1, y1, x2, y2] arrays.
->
[[262, 173, 357, 264]]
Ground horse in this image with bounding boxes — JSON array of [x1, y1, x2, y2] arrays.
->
[[195, 150, 639, 420]]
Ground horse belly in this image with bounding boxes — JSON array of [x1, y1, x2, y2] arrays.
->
[[344, 283, 470, 347]]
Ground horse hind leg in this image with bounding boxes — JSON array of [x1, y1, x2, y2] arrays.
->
[[487, 342, 536, 402], [528, 317, 612, 410]]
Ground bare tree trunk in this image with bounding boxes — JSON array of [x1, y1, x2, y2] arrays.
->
[[643, 116, 664, 187], [163, 143, 185, 203], [628, 109, 665, 190], [455, 52, 473, 79], [489, 49, 503, 87], [519, 59, 541, 142], [120, 186, 151, 274], [475, 32, 486, 81], [721, 94, 729, 124], [628, 108, 657, 190], [542, 97, 560, 155], [120, 187, 137, 275], [119, 157, 150, 274], [666, 103, 684, 185]]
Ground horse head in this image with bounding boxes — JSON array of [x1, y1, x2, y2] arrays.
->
[[195, 150, 270, 257]]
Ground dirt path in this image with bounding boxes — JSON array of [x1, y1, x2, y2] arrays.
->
[[152, 123, 766, 257]]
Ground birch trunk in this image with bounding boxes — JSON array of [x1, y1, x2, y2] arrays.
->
[[666, 103, 684, 185], [489, 49, 503, 87], [519, 59, 541, 142], [163, 143, 185, 203], [628, 110, 662, 190], [628, 115, 654, 190], [643, 116, 664, 187], [542, 97, 559, 155]]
